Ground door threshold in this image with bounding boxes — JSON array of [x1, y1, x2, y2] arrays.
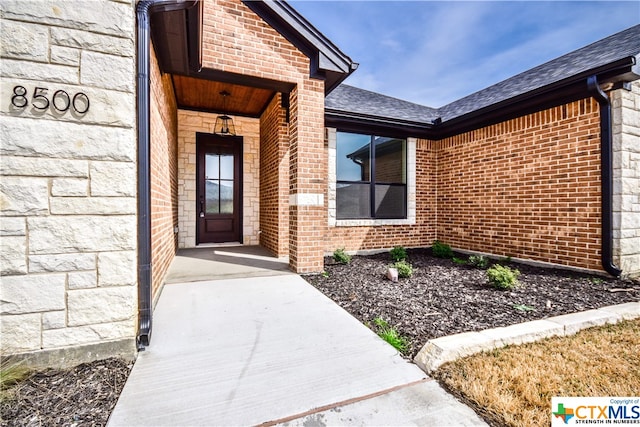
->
[[195, 242, 243, 248]]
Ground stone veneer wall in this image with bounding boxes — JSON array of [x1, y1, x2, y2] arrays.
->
[[177, 110, 260, 248], [612, 81, 640, 277], [0, 0, 138, 364], [149, 45, 179, 298]]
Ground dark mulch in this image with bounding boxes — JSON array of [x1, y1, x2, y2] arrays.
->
[[1, 358, 132, 427], [2, 252, 637, 425], [304, 248, 639, 358]]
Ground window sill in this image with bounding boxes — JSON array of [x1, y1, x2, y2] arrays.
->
[[334, 218, 416, 227]]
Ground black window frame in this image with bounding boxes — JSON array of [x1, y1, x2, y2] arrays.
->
[[336, 132, 407, 220]]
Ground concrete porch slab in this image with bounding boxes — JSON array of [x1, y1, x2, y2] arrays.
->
[[165, 245, 292, 284], [108, 275, 482, 426]]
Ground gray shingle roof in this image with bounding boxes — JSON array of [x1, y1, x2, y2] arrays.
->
[[327, 24, 640, 126], [325, 84, 439, 124], [439, 24, 640, 121]]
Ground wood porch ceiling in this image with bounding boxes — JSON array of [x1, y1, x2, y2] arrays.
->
[[173, 75, 276, 117]]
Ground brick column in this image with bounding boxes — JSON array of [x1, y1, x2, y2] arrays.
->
[[288, 81, 327, 273], [259, 94, 290, 257]]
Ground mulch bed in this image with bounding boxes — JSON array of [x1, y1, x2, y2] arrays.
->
[[304, 248, 639, 358], [2, 251, 637, 426], [1, 358, 132, 427]]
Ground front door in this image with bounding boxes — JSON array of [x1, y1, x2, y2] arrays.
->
[[196, 133, 243, 244]]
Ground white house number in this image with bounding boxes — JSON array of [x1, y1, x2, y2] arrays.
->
[[11, 85, 90, 114]]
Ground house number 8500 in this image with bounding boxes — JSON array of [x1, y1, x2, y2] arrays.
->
[[11, 85, 90, 114]]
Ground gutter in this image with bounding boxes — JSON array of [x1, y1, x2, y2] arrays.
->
[[587, 75, 622, 278], [436, 57, 638, 137], [325, 109, 434, 139], [327, 57, 638, 141], [136, 0, 198, 350]]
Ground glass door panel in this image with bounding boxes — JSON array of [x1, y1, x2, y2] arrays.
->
[[205, 153, 235, 215]]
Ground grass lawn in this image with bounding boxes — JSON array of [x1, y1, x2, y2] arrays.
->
[[433, 318, 640, 427]]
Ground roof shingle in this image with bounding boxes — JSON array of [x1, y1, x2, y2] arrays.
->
[[326, 24, 640, 126]]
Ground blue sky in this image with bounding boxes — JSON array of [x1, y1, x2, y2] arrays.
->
[[289, 1, 639, 107]]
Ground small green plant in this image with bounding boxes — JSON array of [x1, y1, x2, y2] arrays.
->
[[468, 255, 489, 269], [333, 248, 351, 264], [487, 264, 520, 290], [452, 257, 467, 265], [588, 277, 604, 285], [393, 260, 413, 278], [373, 317, 410, 354], [432, 240, 453, 258], [389, 246, 407, 262], [321, 271, 329, 278], [513, 304, 535, 312]]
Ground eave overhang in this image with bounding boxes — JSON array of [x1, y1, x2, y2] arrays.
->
[[242, 0, 357, 94], [149, 0, 202, 75], [325, 109, 435, 139], [326, 55, 640, 140], [435, 55, 640, 139]]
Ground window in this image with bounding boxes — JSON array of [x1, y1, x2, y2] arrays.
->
[[336, 132, 407, 219]]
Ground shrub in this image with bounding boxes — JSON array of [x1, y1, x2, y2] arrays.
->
[[390, 246, 407, 262], [487, 264, 520, 290], [432, 240, 453, 258], [394, 260, 413, 278], [333, 248, 351, 264], [468, 255, 489, 269]]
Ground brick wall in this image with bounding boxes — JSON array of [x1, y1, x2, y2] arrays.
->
[[259, 94, 290, 257], [0, 0, 137, 363], [436, 98, 602, 270], [201, 0, 310, 84], [177, 111, 261, 248], [612, 80, 640, 277], [149, 45, 178, 299], [325, 98, 612, 273]]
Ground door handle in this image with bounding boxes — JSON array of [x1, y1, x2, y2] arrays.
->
[[199, 200, 204, 218]]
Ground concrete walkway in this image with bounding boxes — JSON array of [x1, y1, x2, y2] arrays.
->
[[108, 274, 486, 426]]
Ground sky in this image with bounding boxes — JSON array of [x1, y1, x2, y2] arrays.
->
[[288, 1, 640, 108]]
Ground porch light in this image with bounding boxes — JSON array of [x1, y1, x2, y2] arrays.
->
[[213, 90, 236, 136]]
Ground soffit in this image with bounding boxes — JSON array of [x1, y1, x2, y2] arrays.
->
[[173, 75, 276, 117]]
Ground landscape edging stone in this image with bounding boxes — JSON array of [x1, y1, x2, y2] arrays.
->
[[413, 301, 640, 373]]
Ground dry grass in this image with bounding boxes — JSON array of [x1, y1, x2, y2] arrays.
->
[[0, 358, 31, 405], [434, 319, 640, 427]]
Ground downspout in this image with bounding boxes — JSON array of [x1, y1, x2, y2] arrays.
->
[[135, 0, 197, 349], [587, 75, 622, 277]]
